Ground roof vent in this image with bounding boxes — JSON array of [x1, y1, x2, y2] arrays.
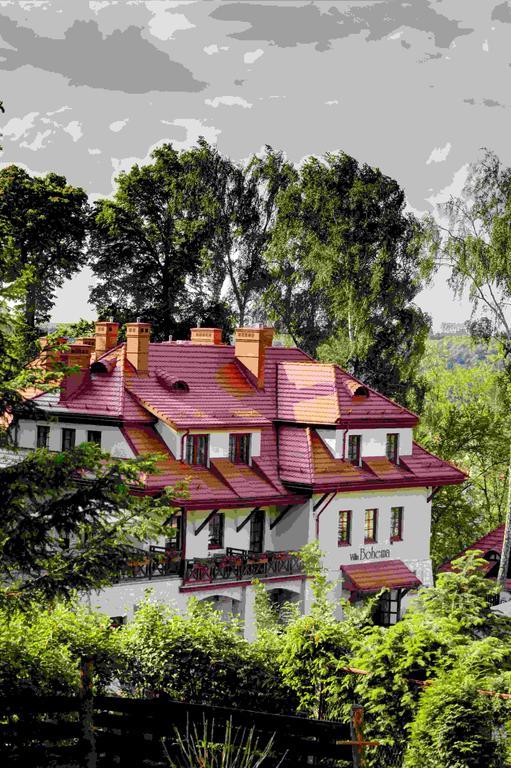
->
[[345, 379, 369, 398], [156, 370, 189, 392], [171, 380, 189, 392]]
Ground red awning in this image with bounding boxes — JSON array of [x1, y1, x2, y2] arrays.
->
[[341, 560, 422, 594]]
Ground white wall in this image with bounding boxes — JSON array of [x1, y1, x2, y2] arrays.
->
[[16, 419, 135, 459], [314, 487, 431, 579], [318, 427, 413, 459], [157, 424, 262, 463], [268, 500, 312, 552], [156, 420, 180, 458]]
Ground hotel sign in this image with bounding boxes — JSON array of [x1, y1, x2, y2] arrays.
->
[[350, 546, 391, 562]]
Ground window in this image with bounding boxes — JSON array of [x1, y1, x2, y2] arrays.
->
[[166, 513, 183, 551], [348, 434, 361, 465], [386, 433, 399, 463], [61, 428, 76, 451], [249, 509, 265, 553], [185, 434, 209, 466], [229, 433, 251, 464], [87, 430, 102, 446], [373, 590, 402, 626], [390, 506, 403, 542], [208, 512, 225, 550], [37, 425, 50, 449], [109, 616, 127, 629], [338, 510, 352, 546], [364, 508, 378, 543]]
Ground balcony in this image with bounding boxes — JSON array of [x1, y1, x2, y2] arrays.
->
[[118, 546, 183, 581], [117, 547, 304, 585], [183, 548, 304, 585]]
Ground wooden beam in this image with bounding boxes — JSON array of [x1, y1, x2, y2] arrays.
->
[[270, 504, 293, 530], [313, 493, 329, 511], [194, 509, 219, 536], [427, 486, 440, 503], [236, 507, 259, 533]]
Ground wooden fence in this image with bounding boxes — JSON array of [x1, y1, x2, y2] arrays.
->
[[0, 692, 377, 768]]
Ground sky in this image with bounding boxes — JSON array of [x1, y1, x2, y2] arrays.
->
[[1, 0, 511, 331]]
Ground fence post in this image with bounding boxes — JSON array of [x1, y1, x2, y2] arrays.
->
[[350, 704, 366, 768], [79, 655, 97, 768]]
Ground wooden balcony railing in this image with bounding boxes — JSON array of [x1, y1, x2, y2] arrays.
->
[[118, 546, 183, 581], [117, 547, 304, 585], [183, 548, 304, 585]]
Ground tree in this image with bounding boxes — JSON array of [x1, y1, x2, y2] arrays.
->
[[118, 596, 294, 713], [0, 442, 181, 606], [430, 149, 511, 590], [89, 142, 233, 342], [416, 345, 510, 566], [198, 143, 296, 327], [0, 166, 89, 357], [263, 151, 432, 405]]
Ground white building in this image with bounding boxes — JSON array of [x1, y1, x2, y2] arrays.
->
[[15, 321, 466, 635]]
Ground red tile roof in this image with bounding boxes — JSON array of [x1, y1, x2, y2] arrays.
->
[[341, 560, 422, 593], [25, 334, 466, 504], [278, 426, 466, 491], [438, 525, 505, 574], [277, 362, 418, 427]]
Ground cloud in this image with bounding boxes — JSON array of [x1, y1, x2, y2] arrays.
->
[[426, 141, 451, 165], [210, 1, 473, 52], [0, 15, 207, 93], [109, 118, 129, 132], [205, 95, 253, 109], [426, 164, 469, 208], [62, 120, 83, 142], [145, 0, 195, 41], [244, 48, 264, 64], [3, 111, 40, 141], [492, 2, 511, 24]]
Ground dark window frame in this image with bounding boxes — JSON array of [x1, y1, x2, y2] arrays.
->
[[364, 508, 378, 544], [229, 433, 251, 464], [348, 434, 362, 465], [386, 433, 399, 463], [185, 434, 209, 466], [87, 430, 102, 446], [390, 506, 404, 542], [338, 510, 352, 547], [249, 509, 265, 553], [373, 590, 402, 627], [37, 425, 50, 449], [61, 428, 76, 451], [208, 512, 225, 550], [166, 512, 183, 551]]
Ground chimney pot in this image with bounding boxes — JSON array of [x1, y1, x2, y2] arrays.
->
[[126, 321, 152, 373], [190, 328, 223, 345], [234, 327, 274, 389], [95, 321, 119, 357]]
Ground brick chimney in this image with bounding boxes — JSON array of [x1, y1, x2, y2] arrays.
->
[[126, 319, 151, 374], [234, 327, 274, 389], [95, 321, 120, 357], [60, 343, 92, 400], [37, 336, 67, 370], [190, 327, 223, 345]]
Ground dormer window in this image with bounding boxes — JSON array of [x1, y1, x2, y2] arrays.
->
[[229, 433, 251, 464], [185, 434, 209, 466], [386, 433, 399, 463], [347, 434, 361, 465], [353, 385, 369, 397]]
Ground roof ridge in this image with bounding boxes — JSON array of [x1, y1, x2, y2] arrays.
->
[[335, 365, 419, 421]]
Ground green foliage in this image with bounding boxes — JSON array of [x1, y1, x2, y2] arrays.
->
[[89, 141, 233, 341], [54, 318, 96, 339], [0, 602, 120, 697], [344, 553, 511, 762], [417, 343, 510, 565], [263, 151, 432, 405], [0, 165, 89, 357], [404, 667, 508, 768], [166, 719, 279, 768], [0, 442, 183, 606], [118, 597, 295, 713]]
